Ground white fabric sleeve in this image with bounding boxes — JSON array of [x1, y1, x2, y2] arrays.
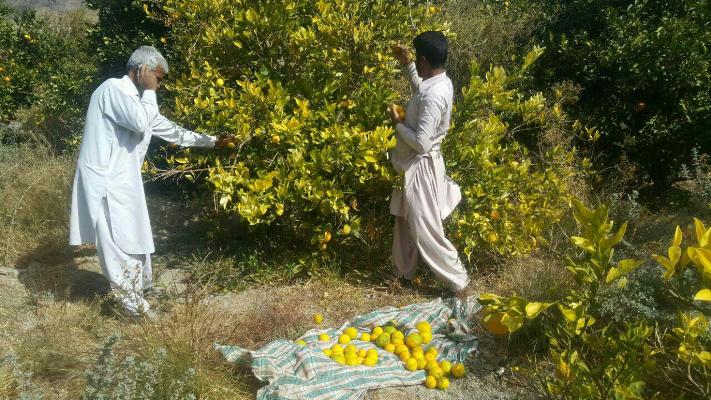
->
[[148, 113, 216, 148], [102, 87, 159, 134], [395, 95, 444, 154], [405, 62, 422, 91]]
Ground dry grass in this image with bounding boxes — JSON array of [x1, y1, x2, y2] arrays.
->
[[0, 143, 75, 266], [484, 255, 573, 302]]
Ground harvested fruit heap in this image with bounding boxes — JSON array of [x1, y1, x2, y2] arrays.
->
[[301, 315, 468, 390]]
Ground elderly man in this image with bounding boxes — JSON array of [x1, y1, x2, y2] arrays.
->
[[70, 46, 221, 316], [388, 32, 470, 293]]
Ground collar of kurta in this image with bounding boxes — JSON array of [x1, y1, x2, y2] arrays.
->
[[121, 75, 140, 96], [419, 71, 448, 93]]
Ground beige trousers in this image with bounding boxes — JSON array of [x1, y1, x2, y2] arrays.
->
[[95, 198, 151, 315], [391, 152, 469, 292]]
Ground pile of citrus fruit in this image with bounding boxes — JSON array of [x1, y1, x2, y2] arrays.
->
[[303, 315, 468, 390]]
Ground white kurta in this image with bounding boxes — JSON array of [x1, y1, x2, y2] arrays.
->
[[69, 76, 215, 313], [70, 76, 215, 254], [390, 63, 469, 292]]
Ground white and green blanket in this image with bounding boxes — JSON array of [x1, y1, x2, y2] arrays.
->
[[216, 297, 481, 400]]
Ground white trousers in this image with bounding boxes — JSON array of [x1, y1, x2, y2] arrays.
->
[[391, 154, 469, 292], [95, 198, 151, 315]]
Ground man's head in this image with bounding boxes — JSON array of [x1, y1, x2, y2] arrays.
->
[[126, 46, 169, 90], [413, 31, 448, 77]]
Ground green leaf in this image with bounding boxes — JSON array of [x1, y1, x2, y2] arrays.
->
[[571, 236, 595, 253], [673, 225, 683, 247], [599, 221, 627, 252], [501, 312, 525, 333], [525, 302, 552, 319], [558, 305, 577, 323], [571, 198, 592, 225], [693, 288, 711, 302]]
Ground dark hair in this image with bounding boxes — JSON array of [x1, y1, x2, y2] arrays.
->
[[413, 31, 448, 69]]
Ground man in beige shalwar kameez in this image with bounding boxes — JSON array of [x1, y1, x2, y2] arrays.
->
[[388, 31, 470, 292]]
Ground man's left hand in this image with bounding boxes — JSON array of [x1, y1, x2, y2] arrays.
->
[[389, 104, 404, 125]]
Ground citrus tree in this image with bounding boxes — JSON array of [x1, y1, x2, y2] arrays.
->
[[145, 0, 445, 248], [445, 47, 590, 258]]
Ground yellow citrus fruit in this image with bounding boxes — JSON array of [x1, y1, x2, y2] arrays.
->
[[487, 232, 499, 243], [416, 321, 431, 333], [363, 356, 377, 367], [429, 366, 444, 379], [485, 313, 509, 335], [323, 349, 333, 357], [417, 358, 427, 370], [331, 344, 343, 355], [405, 333, 423, 349], [425, 376, 437, 389], [318, 333, 330, 342], [216, 78, 225, 87], [226, 142, 236, 149], [412, 348, 425, 360], [384, 343, 396, 353], [375, 333, 391, 348], [372, 326, 384, 337], [421, 331, 432, 344], [384, 326, 396, 335], [341, 224, 352, 235], [393, 104, 406, 120], [271, 134, 280, 144], [339, 334, 351, 345], [345, 357, 358, 366], [313, 314, 324, 324], [323, 231, 332, 243], [394, 344, 408, 355], [437, 377, 450, 390], [357, 357, 364, 365], [366, 349, 378, 358], [426, 360, 439, 371], [490, 210, 501, 220], [295, 339, 307, 346], [426, 347, 438, 356], [399, 351, 411, 363], [392, 330, 405, 340], [345, 344, 357, 353], [405, 358, 418, 371], [440, 360, 452, 376], [358, 349, 367, 358], [332, 354, 345, 365], [391, 337, 404, 346], [360, 333, 371, 342], [451, 363, 466, 378], [424, 352, 437, 362], [344, 327, 359, 339]]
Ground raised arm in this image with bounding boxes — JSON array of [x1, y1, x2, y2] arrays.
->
[[101, 86, 159, 134], [149, 113, 216, 148]]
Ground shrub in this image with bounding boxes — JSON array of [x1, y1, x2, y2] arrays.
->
[[0, 1, 96, 148], [532, 0, 711, 188], [445, 47, 589, 259], [144, 0, 445, 249], [480, 200, 711, 399]]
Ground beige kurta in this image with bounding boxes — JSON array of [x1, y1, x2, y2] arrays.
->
[[389, 63, 469, 292]]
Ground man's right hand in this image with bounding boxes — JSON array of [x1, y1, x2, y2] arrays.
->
[[392, 44, 411, 66], [138, 65, 159, 91]]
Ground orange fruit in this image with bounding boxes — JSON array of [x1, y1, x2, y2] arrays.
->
[[485, 313, 509, 335]]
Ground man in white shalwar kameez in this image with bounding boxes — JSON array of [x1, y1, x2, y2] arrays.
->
[[388, 32, 470, 293], [69, 46, 220, 316]]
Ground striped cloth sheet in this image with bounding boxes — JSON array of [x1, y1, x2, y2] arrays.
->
[[216, 296, 481, 400]]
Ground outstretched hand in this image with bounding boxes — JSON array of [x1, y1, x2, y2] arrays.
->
[[215, 134, 237, 149]]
